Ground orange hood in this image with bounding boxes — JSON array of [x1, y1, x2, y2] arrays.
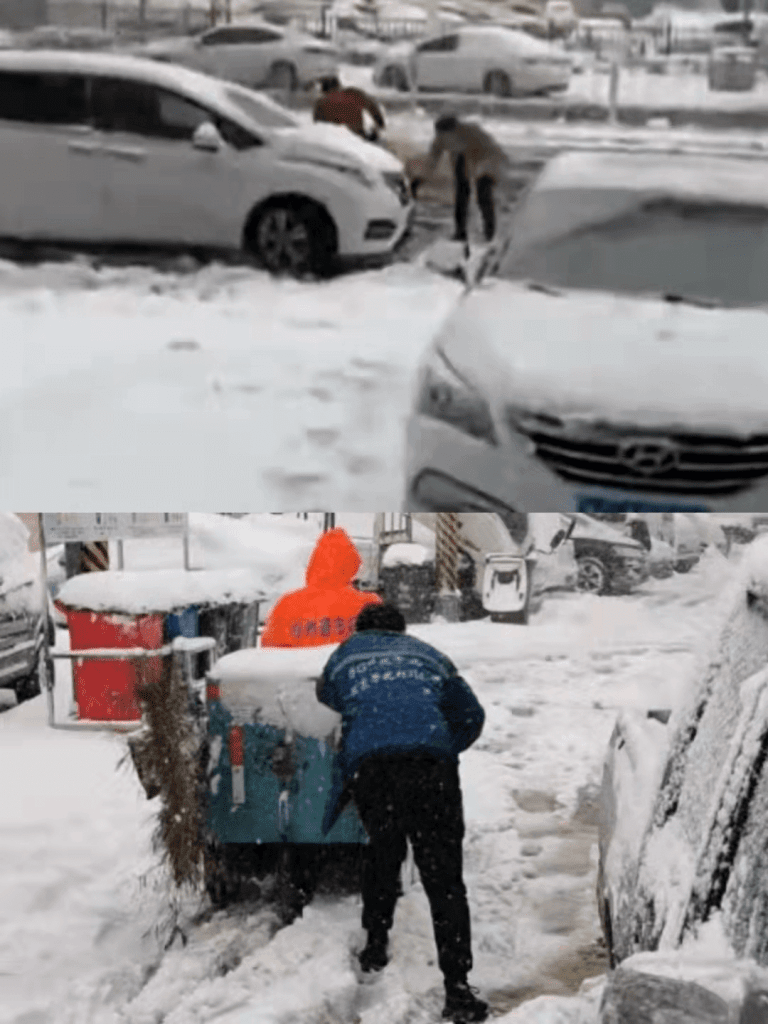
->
[[305, 527, 362, 588]]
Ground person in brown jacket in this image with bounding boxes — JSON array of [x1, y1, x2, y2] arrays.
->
[[313, 75, 386, 141], [411, 114, 510, 244]]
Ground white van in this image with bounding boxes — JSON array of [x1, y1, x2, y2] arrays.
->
[[0, 49, 412, 277]]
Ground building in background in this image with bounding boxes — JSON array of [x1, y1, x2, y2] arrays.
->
[[0, 0, 47, 29]]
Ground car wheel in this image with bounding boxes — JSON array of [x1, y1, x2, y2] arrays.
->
[[483, 69, 512, 97], [266, 60, 297, 91], [249, 201, 336, 279], [577, 556, 609, 595], [381, 64, 409, 91], [15, 663, 42, 704]]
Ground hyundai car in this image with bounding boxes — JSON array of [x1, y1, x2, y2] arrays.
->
[[405, 149, 768, 515]]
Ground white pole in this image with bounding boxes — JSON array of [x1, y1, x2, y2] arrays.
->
[[38, 515, 55, 728], [608, 60, 620, 124], [183, 523, 190, 570]]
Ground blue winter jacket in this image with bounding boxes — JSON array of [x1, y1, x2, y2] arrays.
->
[[317, 629, 485, 835]]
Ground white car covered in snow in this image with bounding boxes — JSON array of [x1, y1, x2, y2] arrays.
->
[[406, 149, 768, 515], [373, 24, 572, 96], [598, 541, 768, 968], [136, 19, 339, 92], [0, 50, 412, 276]]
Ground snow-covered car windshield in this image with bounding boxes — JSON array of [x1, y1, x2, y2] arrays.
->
[[224, 86, 299, 129], [497, 196, 768, 307]]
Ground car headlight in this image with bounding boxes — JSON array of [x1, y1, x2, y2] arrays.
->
[[280, 155, 375, 189], [382, 170, 411, 206], [416, 347, 498, 445]]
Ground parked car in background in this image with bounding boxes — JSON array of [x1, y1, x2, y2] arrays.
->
[[406, 150, 768, 515], [0, 514, 53, 706], [138, 19, 339, 91], [545, 0, 578, 36], [15, 25, 118, 50], [0, 50, 411, 277], [567, 515, 649, 595], [373, 24, 571, 96]]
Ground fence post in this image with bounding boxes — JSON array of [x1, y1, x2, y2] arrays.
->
[[433, 513, 461, 622], [608, 60, 620, 124]]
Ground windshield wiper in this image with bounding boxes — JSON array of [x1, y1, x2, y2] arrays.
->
[[525, 280, 563, 297], [662, 292, 721, 309]]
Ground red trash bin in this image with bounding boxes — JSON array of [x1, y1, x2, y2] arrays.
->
[[61, 608, 165, 721]]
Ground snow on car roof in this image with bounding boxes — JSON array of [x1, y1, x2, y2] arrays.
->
[[536, 150, 768, 206], [0, 48, 253, 108], [56, 568, 268, 615]]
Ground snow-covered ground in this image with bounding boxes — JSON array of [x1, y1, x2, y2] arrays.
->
[[0, 259, 461, 509], [0, 530, 752, 1024]]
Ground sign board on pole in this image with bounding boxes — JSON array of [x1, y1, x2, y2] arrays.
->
[[41, 513, 188, 544]]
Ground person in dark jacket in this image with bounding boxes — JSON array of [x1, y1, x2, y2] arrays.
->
[[317, 602, 488, 1024], [411, 114, 510, 244], [313, 74, 386, 141]]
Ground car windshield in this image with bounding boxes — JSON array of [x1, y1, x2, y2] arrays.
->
[[223, 85, 299, 128], [496, 193, 768, 307]]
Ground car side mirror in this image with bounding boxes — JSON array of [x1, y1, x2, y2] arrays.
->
[[550, 530, 566, 551], [192, 121, 223, 152]]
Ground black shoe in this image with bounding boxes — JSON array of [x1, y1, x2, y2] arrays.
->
[[358, 936, 388, 973], [443, 982, 489, 1023]]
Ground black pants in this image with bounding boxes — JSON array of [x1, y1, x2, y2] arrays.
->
[[454, 153, 496, 243], [351, 753, 473, 986]]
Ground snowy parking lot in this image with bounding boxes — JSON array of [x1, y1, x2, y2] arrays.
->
[[0, 543, 747, 1024]]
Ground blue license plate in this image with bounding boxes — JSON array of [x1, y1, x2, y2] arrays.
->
[[577, 497, 712, 514]]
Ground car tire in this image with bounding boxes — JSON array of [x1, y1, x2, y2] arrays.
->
[[577, 555, 609, 595], [266, 61, 297, 91], [483, 69, 512, 97], [14, 650, 50, 704], [381, 64, 410, 91], [248, 200, 337, 279]]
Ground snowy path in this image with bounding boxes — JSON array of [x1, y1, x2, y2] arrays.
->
[[0, 551, 737, 1024], [0, 260, 460, 509]]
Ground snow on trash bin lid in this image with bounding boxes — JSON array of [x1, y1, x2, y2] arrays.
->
[[209, 645, 341, 737], [56, 568, 267, 616]]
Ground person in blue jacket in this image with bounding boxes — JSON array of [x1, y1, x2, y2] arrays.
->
[[317, 602, 488, 1024]]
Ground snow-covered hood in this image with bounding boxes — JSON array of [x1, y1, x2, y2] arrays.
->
[[569, 515, 644, 549], [272, 122, 403, 174], [439, 279, 768, 434]]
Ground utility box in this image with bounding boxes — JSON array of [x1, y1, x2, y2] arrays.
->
[[708, 46, 757, 91]]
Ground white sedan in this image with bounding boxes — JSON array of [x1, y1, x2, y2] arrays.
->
[[373, 24, 572, 97], [0, 49, 412, 277], [139, 19, 339, 91], [405, 150, 768, 514]]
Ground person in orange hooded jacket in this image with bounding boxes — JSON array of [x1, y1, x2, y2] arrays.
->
[[259, 526, 382, 915], [261, 526, 382, 649]]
